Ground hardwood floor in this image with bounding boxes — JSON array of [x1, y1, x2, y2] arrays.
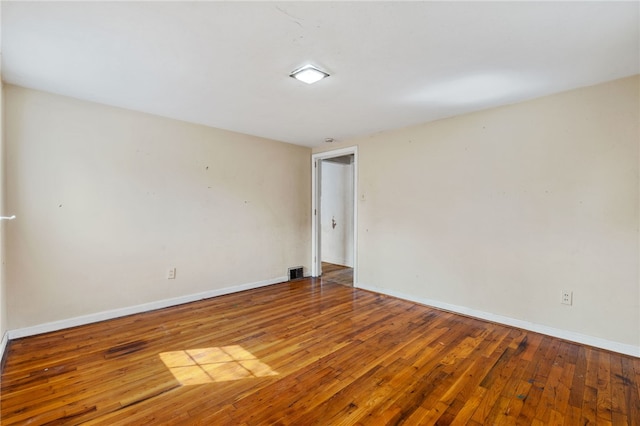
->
[[321, 262, 353, 286], [1, 279, 639, 425]]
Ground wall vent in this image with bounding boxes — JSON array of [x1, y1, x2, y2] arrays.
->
[[288, 266, 304, 281]]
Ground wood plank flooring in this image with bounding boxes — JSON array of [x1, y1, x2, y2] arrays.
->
[[321, 262, 353, 287], [1, 279, 639, 425]]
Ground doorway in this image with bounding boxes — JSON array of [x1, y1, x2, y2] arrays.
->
[[311, 147, 357, 286]]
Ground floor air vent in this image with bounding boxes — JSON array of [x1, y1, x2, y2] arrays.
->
[[288, 266, 304, 281]]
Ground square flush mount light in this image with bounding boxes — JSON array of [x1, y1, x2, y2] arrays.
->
[[290, 64, 330, 85]]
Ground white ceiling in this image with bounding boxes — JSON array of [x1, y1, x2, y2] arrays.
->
[[2, 1, 638, 148]]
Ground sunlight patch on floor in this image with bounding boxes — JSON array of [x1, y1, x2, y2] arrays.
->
[[159, 345, 277, 385]]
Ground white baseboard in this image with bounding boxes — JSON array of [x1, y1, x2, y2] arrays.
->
[[6, 277, 637, 358], [322, 258, 353, 268], [0, 331, 8, 366], [7, 276, 287, 340], [356, 283, 640, 358], [322, 257, 343, 267]]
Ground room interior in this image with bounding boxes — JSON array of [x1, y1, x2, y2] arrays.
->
[[0, 1, 638, 424]]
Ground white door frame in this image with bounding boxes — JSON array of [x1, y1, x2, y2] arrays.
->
[[311, 146, 358, 284]]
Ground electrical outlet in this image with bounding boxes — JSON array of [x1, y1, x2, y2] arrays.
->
[[561, 290, 572, 305], [167, 268, 176, 279]]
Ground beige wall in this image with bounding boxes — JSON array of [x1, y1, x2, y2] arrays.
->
[[0, 78, 6, 342], [4, 76, 639, 353], [5, 85, 311, 329], [315, 76, 640, 350], [0, 10, 5, 347]]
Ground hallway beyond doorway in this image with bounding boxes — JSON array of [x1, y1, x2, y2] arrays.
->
[[321, 262, 353, 287]]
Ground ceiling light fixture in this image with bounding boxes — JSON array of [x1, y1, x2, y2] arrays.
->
[[290, 64, 330, 85]]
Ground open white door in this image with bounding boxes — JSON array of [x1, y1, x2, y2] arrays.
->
[[311, 146, 358, 283]]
